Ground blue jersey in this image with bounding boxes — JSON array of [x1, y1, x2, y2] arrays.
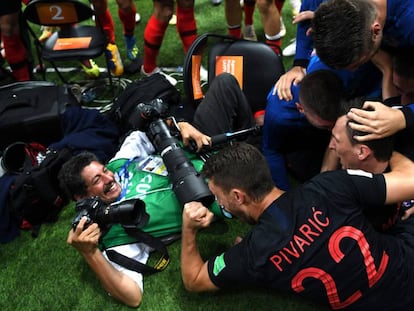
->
[[294, 0, 414, 67], [294, 0, 324, 66], [383, 0, 414, 48], [263, 55, 381, 190], [385, 0, 414, 114]]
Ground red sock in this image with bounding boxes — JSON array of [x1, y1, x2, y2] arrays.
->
[[266, 38, 282, 55], [143, 15, 168, 73], [244, 0, 255, 25], [2, 33, 30, 81], [97, 8, 115, 44], [228, 25, 242, 38], [118, 3, 136, 36], [274, 0, 284, 12], [176, 6, 197, 53]]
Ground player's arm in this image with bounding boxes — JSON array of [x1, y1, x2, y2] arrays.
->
[[383, 152, 414, 205], [181, 202, 219, 292]]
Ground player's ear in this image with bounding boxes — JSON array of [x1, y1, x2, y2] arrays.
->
[[296, 102, 305, 113], [232, 189, 245, 204], [371, 22, 382, 41], [358, 144, 372, 160]]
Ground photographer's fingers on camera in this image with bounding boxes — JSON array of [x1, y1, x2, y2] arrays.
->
[[67, 216, 87, 243], [68, 217, 100, 248], [184, 202, 213, 229]]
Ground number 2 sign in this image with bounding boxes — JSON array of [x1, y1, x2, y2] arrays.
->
[[36, 3, 78, 25]]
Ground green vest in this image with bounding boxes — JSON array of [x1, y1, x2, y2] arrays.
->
[[100, 152, 220, 249]]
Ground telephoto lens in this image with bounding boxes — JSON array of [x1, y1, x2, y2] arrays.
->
[[147, 119, 215, 207]]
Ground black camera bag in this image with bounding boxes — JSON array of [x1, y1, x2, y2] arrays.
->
[[107, 73, 181, 136], [7, 145, 73, 237], [0, 81, 78, 151]]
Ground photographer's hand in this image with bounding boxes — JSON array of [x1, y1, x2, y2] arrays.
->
[[67, 217, 101, 255], [68, 217, 143, 307], [178, 122, 211, 152]]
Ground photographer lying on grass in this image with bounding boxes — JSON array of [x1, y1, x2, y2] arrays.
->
[[181, 142, 414, 310], [59, 73, 257, 307]]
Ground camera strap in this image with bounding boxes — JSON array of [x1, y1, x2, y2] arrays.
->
[[105, 226, 170, 275]]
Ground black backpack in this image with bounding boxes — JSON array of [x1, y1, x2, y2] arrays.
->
[[7, 144, 73, 237], [107, 73, 181, 136], [0, 81, 78, 150]]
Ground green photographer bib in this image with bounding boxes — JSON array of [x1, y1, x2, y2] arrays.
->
[[101, 152, 220, 249]]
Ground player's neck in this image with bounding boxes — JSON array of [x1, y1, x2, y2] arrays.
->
[[261, 188, 284, 211], [360, 158, 389, 174]]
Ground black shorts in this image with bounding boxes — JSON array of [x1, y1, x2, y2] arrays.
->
[[0, 0, 21, 16]]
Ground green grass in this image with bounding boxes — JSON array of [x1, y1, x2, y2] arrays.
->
[[1, 0, 295, 87], [0, 204, 325, 311], [0, 1, 329, 311]]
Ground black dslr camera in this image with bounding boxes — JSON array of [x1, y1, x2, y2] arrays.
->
[[72, 196, 149, 231], [133, 98, 215, 207]]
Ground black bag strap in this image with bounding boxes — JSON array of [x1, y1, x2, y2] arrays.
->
[[105, 226, 170, 275]]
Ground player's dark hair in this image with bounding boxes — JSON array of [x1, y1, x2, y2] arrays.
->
[[299, 69, 346, 122], [312, 0, 377, 68], [343, 97, 394, 161], [202, 143, 274, 201]]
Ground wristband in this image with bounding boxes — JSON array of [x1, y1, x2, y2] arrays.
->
[[401, 106, 414, 130], [254, 110, 265, 119], [293, 58, 309, 69], [383, 96, 401, 107]]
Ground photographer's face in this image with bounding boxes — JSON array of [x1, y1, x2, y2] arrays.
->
[[80, 161, 121, 204]]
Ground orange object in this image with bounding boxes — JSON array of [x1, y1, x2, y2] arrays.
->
[[215, 55, 243, 89], [53, 37, 92, 50]]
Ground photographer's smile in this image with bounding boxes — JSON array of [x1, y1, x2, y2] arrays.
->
[[103, 181, 118, 196], [80, 161, 121, 204]]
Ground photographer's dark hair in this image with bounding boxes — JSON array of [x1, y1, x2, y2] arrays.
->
[[343, 97, 394, 162], [58, 152, 99, 200], [299, 69, 346, 123], [202, 142, 274, 202]]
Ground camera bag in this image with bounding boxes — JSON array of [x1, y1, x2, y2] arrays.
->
[[0, 81, 79, 151], [107, 73, 181, 136], [7, 144, 73, 237]]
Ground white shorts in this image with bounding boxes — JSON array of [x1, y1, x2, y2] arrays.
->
[[103, 242, 152, 293]]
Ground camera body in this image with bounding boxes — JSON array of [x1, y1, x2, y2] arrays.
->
[[135, 98, 215, 207], [72, 196, 149, 230]]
